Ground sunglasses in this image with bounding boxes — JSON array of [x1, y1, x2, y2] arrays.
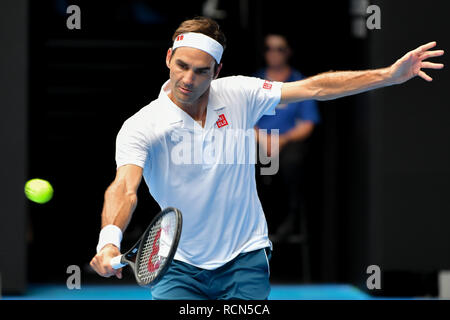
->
[[265, 46, 289, 53]]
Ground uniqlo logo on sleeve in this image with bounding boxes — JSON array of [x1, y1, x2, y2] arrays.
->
[[216, 114, 228, 128], [263, 80, 273, 90]]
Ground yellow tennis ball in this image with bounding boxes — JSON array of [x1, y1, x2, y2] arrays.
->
[[24, 178, 54, 204]]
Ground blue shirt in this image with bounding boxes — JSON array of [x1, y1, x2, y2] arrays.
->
[[255, 69, 320, 134]]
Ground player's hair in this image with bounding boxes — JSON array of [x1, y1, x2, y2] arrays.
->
[[171, 16, 226, 73], [172, 16, 226, 50]]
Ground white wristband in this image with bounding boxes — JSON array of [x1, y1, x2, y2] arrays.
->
[[96, 224, 123, 253]]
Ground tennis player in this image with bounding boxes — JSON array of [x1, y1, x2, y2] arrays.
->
[[90, 17, 444, 299]]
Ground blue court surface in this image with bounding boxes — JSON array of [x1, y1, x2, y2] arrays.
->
[[1, 284, 421, 300]]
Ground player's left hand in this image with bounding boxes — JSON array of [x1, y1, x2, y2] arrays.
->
[[390, 41, 444, 84]]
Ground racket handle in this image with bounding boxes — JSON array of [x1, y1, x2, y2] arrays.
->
[[110, 255, 127, 269]]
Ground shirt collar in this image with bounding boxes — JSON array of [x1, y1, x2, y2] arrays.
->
[[158, 79, 226, 130]]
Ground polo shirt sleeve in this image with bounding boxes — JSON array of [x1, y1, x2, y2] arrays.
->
[[232, 76, 283, 127], [115, 116, 150, 169]]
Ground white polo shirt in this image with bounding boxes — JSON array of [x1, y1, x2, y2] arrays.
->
[[116, 75, 283, 269]]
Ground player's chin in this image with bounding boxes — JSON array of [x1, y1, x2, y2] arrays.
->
[[175, 92, 196, 104]]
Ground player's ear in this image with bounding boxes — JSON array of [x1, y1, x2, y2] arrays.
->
[[214, 63, 223, 79], [166, 48, 173, 69]]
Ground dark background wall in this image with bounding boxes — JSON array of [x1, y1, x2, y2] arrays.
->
[[366, 0, 450, 294], [0, 0, 28, 293], [368, 0, 450, 271], [1, 0, 449, 295], [338, 0, 450, 295]]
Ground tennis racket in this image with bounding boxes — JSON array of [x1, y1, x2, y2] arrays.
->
[[110, 207, 182, 287]]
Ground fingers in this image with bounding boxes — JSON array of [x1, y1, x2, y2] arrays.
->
[[89, 255, 117, 278], [418, 70, 433, 82], [421, 61, 444, 70], [419, 48, 444, 80], [420, 49, 445, 60], [416, 41, 437, 53]]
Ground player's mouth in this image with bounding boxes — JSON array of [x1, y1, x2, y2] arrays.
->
[[178, 86, 193, 95]]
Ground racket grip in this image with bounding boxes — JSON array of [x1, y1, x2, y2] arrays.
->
[[110, 255, 127, 269]]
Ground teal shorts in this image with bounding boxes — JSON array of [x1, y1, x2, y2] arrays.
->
[[151, 247, 272, 300]]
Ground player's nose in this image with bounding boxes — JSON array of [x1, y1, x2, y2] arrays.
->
[[182, 70, 195, 86]]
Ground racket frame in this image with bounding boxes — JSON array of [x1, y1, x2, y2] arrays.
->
[[116, 207, 183, 287]]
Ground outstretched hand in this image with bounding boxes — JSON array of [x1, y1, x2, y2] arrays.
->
[[390, 41, 444, 84]]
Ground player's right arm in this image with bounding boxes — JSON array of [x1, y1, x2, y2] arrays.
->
[[90, 164, 143, 278]]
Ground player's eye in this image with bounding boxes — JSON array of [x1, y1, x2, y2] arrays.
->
[[177, 62, 189, 70], [196, 69, 209, 75]]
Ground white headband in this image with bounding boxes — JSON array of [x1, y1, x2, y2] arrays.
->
[[172, 32, 224, 64]]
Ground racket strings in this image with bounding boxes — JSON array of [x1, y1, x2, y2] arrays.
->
[[137, 212, 176, 284]]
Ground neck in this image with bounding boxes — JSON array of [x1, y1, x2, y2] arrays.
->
[[268, 64, 290, 72], [168, 87, 210, 124], [266, 65, 291, 81]]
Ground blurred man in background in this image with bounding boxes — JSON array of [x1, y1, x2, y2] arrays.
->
[[255, 34, 320, 241]]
